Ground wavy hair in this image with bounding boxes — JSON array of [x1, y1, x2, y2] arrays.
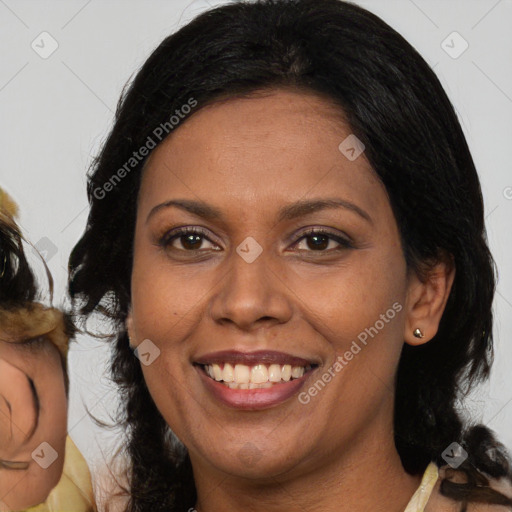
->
[[68, 0, 512, 510]]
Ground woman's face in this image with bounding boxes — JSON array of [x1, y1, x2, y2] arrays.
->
[[128, 89, 426, 481], [0, 334, 67, 510]]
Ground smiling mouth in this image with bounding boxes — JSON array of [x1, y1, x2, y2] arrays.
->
[[198, 362, 317, 390]]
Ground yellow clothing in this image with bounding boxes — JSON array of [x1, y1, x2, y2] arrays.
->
[[404, 462, 439, 512], [25, 436, 96, 512]]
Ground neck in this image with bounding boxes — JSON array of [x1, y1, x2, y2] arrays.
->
[[192, 411, 423, 512]]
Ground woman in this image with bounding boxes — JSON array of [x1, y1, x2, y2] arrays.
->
[[68, 0, 512, 510]]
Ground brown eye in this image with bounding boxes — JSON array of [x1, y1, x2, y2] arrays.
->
[[294, 228, 353, 252], [302, 233, 330, 251], [179, 233, 207, 250], [159, 227, 220, 252]]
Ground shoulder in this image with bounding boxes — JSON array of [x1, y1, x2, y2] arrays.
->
[[424, 464, 512, 512]]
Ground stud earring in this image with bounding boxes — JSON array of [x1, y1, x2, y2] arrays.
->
[[413, 328, 424, 339]]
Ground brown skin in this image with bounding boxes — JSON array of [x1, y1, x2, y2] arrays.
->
[[0, 337, 67, 511], [127, 88, 455, 511]]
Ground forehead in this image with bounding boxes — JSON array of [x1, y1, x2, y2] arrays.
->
[[138, 89, 386, 221]]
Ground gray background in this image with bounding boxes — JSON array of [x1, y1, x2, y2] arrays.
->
[[1, 0, 511, 497]]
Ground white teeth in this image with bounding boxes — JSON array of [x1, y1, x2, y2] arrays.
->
[[222, 363, 234, 382], [234, 364, 250, 384], [268, 364, 282, 382], [291, 366, 304, 378], [212, 364, 223, 381], [281, 365, 292, 381], [251, 364, 268, 384], [203, 362, 311, 389]]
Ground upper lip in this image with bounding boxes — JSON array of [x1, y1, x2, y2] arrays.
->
[[194, 350, 318, 367]]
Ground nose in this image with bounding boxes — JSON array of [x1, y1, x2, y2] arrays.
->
[[208, 245, 293, 331]]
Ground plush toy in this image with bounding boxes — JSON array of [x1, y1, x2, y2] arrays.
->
[[0, 188, 96, 512]]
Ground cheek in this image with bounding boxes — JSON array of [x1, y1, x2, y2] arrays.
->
[[292, 250, 407, 348], [130, 245, 217, 343], [139, 352, 200, 449], [12, 464, 64, 510], [49, 377, 68, 440], [37, 358, 68, 454], [130, 252, 202, 413], [131, 241, 407, 352]]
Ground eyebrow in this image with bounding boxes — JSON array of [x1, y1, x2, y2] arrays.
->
[[146, 198, 372, 225]]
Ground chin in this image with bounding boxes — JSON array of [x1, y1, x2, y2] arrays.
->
[[194, 436, 308, 481]]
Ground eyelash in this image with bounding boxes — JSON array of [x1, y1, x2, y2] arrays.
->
[[17, 336, 47, 351], [158, 226, 353, 254], [0, 460, 29, 471]]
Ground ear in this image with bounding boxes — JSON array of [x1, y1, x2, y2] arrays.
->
[[403, 257, 455, 346], [126, 309, 136, 348]]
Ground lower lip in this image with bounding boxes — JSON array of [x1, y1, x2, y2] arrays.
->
[[196, 366, 311, 410]]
